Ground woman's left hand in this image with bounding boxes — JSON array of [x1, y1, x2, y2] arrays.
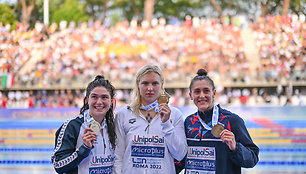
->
[[159, 103, 171, 123], [220, 129, 236, 151]]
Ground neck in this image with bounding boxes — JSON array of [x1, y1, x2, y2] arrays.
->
[[141, 99, 157, 106], [89, 111, 105, 125], [199, 105, 214, 113], [199, 107, 214, 123], [95, 117, 105, 125]]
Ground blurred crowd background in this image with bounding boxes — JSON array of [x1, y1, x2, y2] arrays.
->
[[0, 14, 305, 108]]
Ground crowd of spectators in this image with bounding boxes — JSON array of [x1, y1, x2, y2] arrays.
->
[[252, 14, 305, 84], [0, 14, 305, 108], [0, 85, 304, 109]]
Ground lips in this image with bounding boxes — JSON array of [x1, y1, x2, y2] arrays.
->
[[146, 93, 154, 97], [197, 100, 208, 104], [94, 106, 106, 110]]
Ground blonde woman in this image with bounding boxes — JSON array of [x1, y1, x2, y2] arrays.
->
[[112, 64, 187, 174]]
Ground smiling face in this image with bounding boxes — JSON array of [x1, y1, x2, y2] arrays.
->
[[138, 72, 162, 106], [189, 79, 216, 112], [88, 86, 113, 120]]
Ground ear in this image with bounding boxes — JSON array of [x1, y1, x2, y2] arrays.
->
[[112, 98, 116, 109], [189, 92, 193, 100], [213, 89, 216, 98], [84, 97, 88, 104]]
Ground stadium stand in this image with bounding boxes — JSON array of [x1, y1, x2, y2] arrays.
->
[[0, 15, 305, 108]]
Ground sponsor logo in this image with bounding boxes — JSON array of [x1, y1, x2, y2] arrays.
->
[[132, 135, 164, 145], [131, 146, 165, 158], [129, 118, 136, 124], [131, 157, 162, 169], [187, 147, 215, 160], [90, 155, 114, 166], [89, 166, 112, 174], [186, 159, 215, 171], [186, 169, 215, 174], [132, 158, 161, 165]]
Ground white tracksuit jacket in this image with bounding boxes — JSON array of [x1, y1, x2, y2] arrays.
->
[[112, 105, 187, 174]]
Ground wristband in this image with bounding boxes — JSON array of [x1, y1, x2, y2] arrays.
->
[[83, 143, 92, 149]]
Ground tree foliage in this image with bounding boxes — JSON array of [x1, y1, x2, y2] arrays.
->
[[0, 3, 17, 29], [1, 0, 305, 28], [50, 0, 89, 25], [83, 0, 109, 21]]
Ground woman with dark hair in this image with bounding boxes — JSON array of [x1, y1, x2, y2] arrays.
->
[[176, 69, 259, 174], [52, 75, 116, 173]]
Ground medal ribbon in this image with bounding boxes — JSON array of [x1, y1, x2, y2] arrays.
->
[[140, 100, 159, 112], [197, 104, 219, 130], [84, 110, 106, 128], [84, 110, 95, 124]]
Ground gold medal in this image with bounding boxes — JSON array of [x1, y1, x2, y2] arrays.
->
[[211, 124, 224, 138], [89, 120, 101, 134], [158, 90, 170, 104]]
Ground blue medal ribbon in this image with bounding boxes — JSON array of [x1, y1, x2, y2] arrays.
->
[[197, 104, 219, 130], [84, 110, 95, 125], [140, 100, 159, 112]]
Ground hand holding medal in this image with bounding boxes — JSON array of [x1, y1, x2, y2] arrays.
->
[[158, 90, 170, 104], [211, 123, 236, 150], [158, 90, 171, 123], [82, 125, 98, 148], [82, 119, 100, 148], [220, 128, 237, 151]]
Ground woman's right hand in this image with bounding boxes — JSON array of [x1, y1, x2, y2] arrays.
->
[[82, 128, 97, 148]]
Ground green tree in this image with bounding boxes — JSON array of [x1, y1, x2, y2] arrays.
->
[[0, 3, 18, 29], [21, 0, 35, 25], [84, 0, 109, 22], [111, 0, 143, 22], [111, 0, 197, 22], [153, 0, 198, 20], [51, 0, 89, 25]]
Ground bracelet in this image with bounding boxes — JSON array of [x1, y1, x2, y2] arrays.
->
[[83, 143, 92, 149]]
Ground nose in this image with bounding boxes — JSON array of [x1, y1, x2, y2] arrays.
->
[[199, 91, 205, 97], [147, 84, 153, 91], [96, 97, 103, 103]]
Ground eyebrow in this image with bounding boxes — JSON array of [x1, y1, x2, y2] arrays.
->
[[141, 80, 160, 83], [90, 93, 109, 96], [193, 87, 210, 91]]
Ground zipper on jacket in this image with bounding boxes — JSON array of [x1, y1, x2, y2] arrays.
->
[[145, 124, 150, 133], [101, 129, 106, 154], [200, 126, 204, 142]]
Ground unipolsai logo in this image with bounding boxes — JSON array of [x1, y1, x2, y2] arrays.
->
[[132, 135, 164, 145], [90, 155, 115, 166], [187, 147, 215, 160]]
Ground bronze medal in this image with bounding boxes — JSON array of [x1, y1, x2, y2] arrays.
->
[[89, 120, 101, 134], [158, 90, 170, 104], [211, 124, 224, 138]]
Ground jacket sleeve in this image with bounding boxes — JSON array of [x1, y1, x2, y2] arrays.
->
[[112, 112, 126, 174], [161, 107, 188, 161], [51, 119, 92, 173], [175, 156, 186, 174], [228, 114, 259, 168]]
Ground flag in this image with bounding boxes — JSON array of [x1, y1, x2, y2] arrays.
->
[[1, 73, 14, 88]]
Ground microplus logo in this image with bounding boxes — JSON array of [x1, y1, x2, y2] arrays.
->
[[132, 135, 164, 145], [187, 147, 215, 160], [90, 155, 115, 166]]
